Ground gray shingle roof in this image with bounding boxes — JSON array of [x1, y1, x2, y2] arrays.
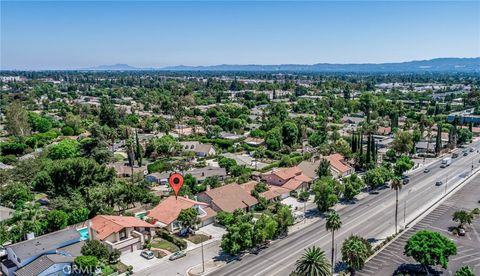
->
[[7, 228, 81, 261], [14, 254, 74, 276]]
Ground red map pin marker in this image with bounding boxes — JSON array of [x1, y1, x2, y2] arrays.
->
[[168, 172, 184, 199]]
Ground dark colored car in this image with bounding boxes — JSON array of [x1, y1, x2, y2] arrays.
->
[[435, 181, 443, 186]]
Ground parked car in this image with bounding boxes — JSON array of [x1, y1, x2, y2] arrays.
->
[[423, 168, 430, 173], [169, 251, 186, 261], [470, 148, 474, 152], [402, 177, 410, 184], [452, 153, 458, 158], [141, 250, 155, 260], [0, 246, 6, 258], [459, 228, 466, 236], [435, 181, 443, 186], [463, 152, 468, 156]]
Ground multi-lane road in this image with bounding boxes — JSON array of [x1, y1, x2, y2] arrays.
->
[[136, 141, 480, 276], [208, 141, 480, 276]]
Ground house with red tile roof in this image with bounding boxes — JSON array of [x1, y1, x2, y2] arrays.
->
[[90, 215, 156, 253], [147, 196, 215, 232], [240, 181, 291, 201], [262, 167, 312, 193], [197, 183, 258, 213], [323, 153, 354, 178]]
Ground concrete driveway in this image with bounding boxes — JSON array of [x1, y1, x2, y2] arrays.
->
[[119, 249, 166, 272], [197, 224, 226, 239]]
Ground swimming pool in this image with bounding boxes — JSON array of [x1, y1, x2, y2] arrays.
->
[[77, 227, 90, 240]]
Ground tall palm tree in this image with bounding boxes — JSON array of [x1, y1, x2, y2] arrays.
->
[[391, 177, 403, 234], [325, 211, 342, 272], [294, 246, 331, 276]]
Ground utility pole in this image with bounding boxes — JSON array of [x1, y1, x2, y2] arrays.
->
[[445, 174, 448, 194]]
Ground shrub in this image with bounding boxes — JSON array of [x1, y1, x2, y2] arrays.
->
[[74, 256, 98, 272], [155, 229, 187, 250]]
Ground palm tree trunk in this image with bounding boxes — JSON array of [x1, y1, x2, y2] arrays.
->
[[331, 231, 335, 274], [395, 189, 398, 234]]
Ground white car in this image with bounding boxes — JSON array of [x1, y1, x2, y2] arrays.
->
[[141, 250, 155, 260]]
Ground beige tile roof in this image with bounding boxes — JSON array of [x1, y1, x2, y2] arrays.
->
[[203, 184, 258, 212], [148, 196, 208, 225]]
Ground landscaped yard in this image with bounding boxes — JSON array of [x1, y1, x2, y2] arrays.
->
[[186, 234, 210, 244], [151, 238, 180, 253]]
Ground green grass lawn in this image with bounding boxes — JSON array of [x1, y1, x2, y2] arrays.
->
[[151, 239, 180, 253], [186, 234, 210, 244]]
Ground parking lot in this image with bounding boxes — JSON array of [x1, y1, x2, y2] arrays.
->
[[358, 175, 480, 275]]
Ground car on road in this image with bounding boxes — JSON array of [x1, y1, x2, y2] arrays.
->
[[402, 177, 410, 184], [141, 250, 155, 260], [452, 153, 459, 158], [459, 228, 466, 236], [423, 168, 430, 173], [435, 181, 443, 186], [169, 251, 186, 261], [470, 147, 474, 152], [463, 152, 468, 156]]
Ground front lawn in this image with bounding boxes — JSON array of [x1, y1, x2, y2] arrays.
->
[[186, 234, 210, 244], [151, 239, 180, 253]]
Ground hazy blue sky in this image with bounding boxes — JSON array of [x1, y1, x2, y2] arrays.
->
[[1, 1, 479, 69]]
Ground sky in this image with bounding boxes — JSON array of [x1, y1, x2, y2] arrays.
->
[[1, 1, 479, 70]]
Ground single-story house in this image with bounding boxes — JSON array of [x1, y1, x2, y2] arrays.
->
[[147, 196, 215, 232], [222, 153, 267, 170], [1, 228, 81, 276], [186, 166, 227, 182], [377, 127, 392, 136], [145, 172, 171, 185], [179, 141, 216, 157], [90, 215, 156, 253], [109, 163, 147, 177], [240, 181, 290, 201], [244, 137, 264, 147], [197, 184, 258, 213], [262, 167, 312, 192], [415, 141, 436, 154], [297, 160, 320, 180], [323, 153, 354, 178], [14, 254, 74, 276]]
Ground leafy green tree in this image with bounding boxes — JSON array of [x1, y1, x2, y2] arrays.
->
[[392, 131, 414, 155], [364, 166, 391, 190], [274, 204, 294, 234], [316, 159, 331, 178], [308, 132, 326, 147], [47, 139, 79, 160], [452, 211, 473, 229], [343, 174, 364, 200], [326, 211, 342, 270], [294, 246, 331, 276], [253, 214, 278, 244], [46, 210, 69, 232], [282, 121, 299, 147], [455, 266, 475, 276], [0, 182, 34, 209], [216, 211, 235, 226], [218, 157, 237, 173], [265, 127, 282, 151], [151, 135, 181, 157], [99, 97, 119, 128], [457, 128, 473, 145], [221, 221, 254, 255], [391, 177, 403, 234], [341, 235, 372, 275], [68, 208, 90, 224], [5, 101, 31, 137], [394, 155, 414, 177], [81, 240, 110, 261], [74, 256, 98, 273], [177, 208, 200, 231], [28, 113, 53, 133], [313, 177, 339, 212], [404, 230, 457, 270], [359, 92, 377, 123]]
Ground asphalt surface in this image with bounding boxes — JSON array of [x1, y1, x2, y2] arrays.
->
[[358, 170, 480, 275], [207, 141, 480, 276]]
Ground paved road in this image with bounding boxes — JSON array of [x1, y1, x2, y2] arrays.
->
[[207, 141, 480, 276], [359, 171, 480, 275]]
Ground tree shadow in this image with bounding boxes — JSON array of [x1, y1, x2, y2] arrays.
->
[[334, 261, 348, 273], [393, 263, 442, 275]]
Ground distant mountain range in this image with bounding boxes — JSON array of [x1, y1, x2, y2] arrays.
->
[[82, 58, 480, 72]]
